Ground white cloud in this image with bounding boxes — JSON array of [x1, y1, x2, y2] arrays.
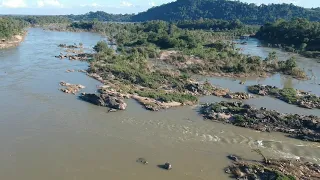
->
[[0, 0, 27, 8], [80, 3, 103, 7], [37, 1, 45, 7], [148, 1, 156, 6], [37, 0, 63, 8], [121, 1, 134, 7]]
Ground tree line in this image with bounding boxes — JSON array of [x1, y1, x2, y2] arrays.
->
[[255, 18, 320, 58], [131, 0, 320, 24], [0, 17, 28, 39]]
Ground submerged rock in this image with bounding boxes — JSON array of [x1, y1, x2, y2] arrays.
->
[[59, 81, 85, 94], [227, 155, 240, 162], [136, 158, 148, 165], [224, 92, 253, 100], [58, 44, 80, 49], [164, 162, 172, 170]]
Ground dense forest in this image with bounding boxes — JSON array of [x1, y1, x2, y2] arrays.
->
[[2, 0, 320, 26], [0, 17, 28, 39], [175, 19, 259, 35], [67, 11, 132, 22], [131, 0, 320, 24], [256, 18, 320, 58]]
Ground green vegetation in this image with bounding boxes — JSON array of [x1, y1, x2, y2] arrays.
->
[[256, 18, 320, 58], [12, 15, 70, 25], [200, 101, 320, 142], [131, 0, 320, 24], [248, 85, 320, 109], [0, 17, 28, 39], [72, 21, 306, 79], [67, 11, 132, 22], [276, 173, 296, 180], [175, 19, 259, 35], [89, 41, 198, 104]]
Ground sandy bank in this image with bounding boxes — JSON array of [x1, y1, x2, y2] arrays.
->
[[0, 32, 27, 49]]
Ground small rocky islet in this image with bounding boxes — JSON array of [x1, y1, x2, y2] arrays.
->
[[248, 84, 320, 109], [199, 101, 320, 142]]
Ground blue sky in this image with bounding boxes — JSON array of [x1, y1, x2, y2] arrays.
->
[[0, 0, 319, 15]]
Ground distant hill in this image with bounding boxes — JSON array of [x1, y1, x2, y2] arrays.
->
[[67, 11, 132, 22], [130, 0, 320, 24]]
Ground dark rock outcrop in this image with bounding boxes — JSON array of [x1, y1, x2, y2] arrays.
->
[[200, 101, 320, 142], [80, 93, 127, 111], [225, 153, 320, 180], [80, 93, 105, 106]]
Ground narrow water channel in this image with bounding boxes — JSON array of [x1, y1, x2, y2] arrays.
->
[[0, 28, 319, 180]]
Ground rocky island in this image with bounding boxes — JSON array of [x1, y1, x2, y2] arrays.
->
[[200, 101, 320, 142], [248, 84, 320, 109], [225, 150, 320, 180]]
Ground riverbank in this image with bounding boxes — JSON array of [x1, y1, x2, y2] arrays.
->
[[0, 32, 27, 49]]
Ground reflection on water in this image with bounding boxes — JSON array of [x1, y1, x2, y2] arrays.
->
[[0, 29, 319, 180]]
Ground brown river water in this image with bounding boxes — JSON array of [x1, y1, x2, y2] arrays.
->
[[0, 28, 319, 180]]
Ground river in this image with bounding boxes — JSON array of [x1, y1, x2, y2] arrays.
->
[[0, 28, 319, 180]]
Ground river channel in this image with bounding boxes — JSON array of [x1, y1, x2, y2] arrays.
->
[[0, 28, 319, 180]]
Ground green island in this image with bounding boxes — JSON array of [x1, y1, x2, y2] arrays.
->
[[248, 84, 320, 109], [51, 20, 309, 112], [200, 101, 320, 142]]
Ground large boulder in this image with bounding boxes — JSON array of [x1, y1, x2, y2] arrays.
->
[[80, 93, 127, 110], [80, 93, 105, 106], [103, 95, 127, 110]]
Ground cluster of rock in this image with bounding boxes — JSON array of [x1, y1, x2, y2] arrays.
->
[[200, 101, 320, 142], [66, 69, 87, 73], [248, 84, 320, 109], [59, 81, 85, 94], [225, 154, 320, 180], [86, 73, 105, 83], [224, 92, 254, 100], [136, 158, 172, 170], [185, 81, 254, 100], [55, 53, 93, 61], [58, 44, 82, 49], [131, 95, 184, 111], [80, 88, 128, 112]]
